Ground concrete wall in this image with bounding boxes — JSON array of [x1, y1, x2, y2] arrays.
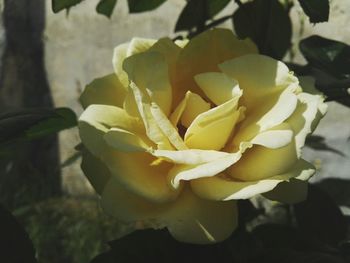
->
[[43, 0, 350, 194]]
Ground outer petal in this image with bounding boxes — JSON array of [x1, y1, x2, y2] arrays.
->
[[228, 137, 298, 181], [173, 28, 257, 105], [104, 128, 153, 152], [112, 42, 129, 88], [101, 180, 238, 244], [191, 159, 315, 201], [78, 104, 143, 156], [194, 72, 241, 105], [219, 54, 299, 110], [286, 92, 328, 157], [250, 123, 294, 149], [165, 187, 237, 244], [80, 74, 127, 109], [113, 38, 156, 87], [101, 150, 179, 203], [123, 51, 172, 116], [184, 97, 241, 150], [231, 86, 298, 146], [78, 105, 177, 202]]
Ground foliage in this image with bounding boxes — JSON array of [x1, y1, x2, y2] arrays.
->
[[0, 108, 77, 156]]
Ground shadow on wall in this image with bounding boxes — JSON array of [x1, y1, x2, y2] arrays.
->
[[0, 0, 61, 209]]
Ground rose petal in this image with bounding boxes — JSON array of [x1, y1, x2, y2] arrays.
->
[[228, 137, 298, 181], [173, 28, 257, 105], [194, 72, 241, 105], [250, 123, 294, 149], [123, 51, 172, 116], [286, 92, 328, 157], [232, 86, 298, 145], [102, 150, 179, 203], [219, 54, 299, 109], [112, 38, 157, 88], [80, 74, 127, 109], [101, 181, 237, 244], [152, 149, 231, 165], [104, 128, 152, 152], [150, 102, 188, 150], [78, 104, 143, 156], [112, 42, 129, 88], [169, 91, 210, 128], [129, 82, 173, 150], [184, 97, 241, 150], [168, 152, 242, 189], [191, 159, 315, 200]]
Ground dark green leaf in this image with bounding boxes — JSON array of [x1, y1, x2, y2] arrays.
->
[[300, 35, 350, 79], [306, 135, 345, 156], [0, 108, 77, 146], [299, 36, 350, 106], [175, 0, 207, 32], [298, 0, 329, 23], [175, 0, 230, 32], [207, 0, 230, 17], [0, 205, 37, 263], [294, 185, 347, 245], [127, 0, 166, 13], [96, 0, 118, 18], [52, 0, 84, 13], [233, 0, 292, 59], [0, 108, 53, 144], [25, 108, 77, 140]]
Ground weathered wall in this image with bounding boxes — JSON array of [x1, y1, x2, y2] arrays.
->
[[43, 0, 350, 195]]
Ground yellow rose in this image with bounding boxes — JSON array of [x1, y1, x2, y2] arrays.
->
[[78, 29, 327, 244]]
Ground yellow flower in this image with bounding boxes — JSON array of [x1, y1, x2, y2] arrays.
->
[[78, 29, 327, 244]]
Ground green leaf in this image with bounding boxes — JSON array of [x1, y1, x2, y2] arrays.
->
[[96, 0, 118, 18], [127, 0, 166, 13], [0, 108, 77, 146], [299, 36, 350, 107], [298, 0, 329, 23], [52, 0, 84, 13], [175, 0, 230, 32], [300, 35, 350, 79], [233, 0, 292, 59], [25, 108, 77, 140]]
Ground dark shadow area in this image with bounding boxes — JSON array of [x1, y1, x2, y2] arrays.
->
[[0, 0, 61, 209]]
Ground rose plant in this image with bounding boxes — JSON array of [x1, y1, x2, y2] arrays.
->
[[78, 29, 327, 244]]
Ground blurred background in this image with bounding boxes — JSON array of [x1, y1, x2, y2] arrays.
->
[[0, 0, 349, 262]]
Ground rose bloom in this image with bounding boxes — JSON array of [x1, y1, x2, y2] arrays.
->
[[78, 29, 327, 244]]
